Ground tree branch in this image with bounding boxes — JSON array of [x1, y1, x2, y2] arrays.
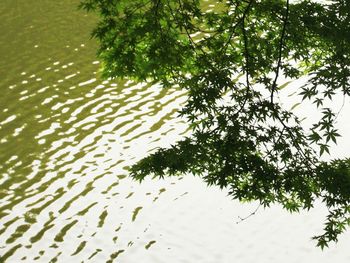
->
[[270, 0, 290, 105]]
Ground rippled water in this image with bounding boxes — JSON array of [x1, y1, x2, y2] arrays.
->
[[1, 1, 350, 262], [0, 1, 190, 261]]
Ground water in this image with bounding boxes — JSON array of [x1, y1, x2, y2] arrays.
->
[[1, 1, 350, 262], [0, 1, 189, 261]]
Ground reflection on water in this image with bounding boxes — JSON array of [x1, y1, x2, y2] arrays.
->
[[0, 0, 188, 261]]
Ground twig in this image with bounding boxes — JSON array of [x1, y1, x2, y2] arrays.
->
[[270, 0, 290, 105], [236, 204, 261, 224]]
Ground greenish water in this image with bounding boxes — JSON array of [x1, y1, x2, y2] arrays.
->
[[0, 1, 188, 262]]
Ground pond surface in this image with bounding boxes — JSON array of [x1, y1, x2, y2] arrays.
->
[[0, 1, 189, 261], [1, 1, 350, 263]]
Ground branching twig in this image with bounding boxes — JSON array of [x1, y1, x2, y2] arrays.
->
[[236, 204, 261, 224], [270, 0, 290, 105], [222, 0, 254, 54]]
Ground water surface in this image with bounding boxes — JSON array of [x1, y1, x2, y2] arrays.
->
[[0, 1, 188, 261], [1, 1, 350, 263]]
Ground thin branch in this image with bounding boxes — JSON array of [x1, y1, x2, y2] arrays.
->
[[270, 0, 290, 105], [230, 0, 254, 119], [222, 0, 254, 54], [334, 94, 346, 122], [236, 204, 261, 224]]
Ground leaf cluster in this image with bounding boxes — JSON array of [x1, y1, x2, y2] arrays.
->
[[81, 0, 350, 248]]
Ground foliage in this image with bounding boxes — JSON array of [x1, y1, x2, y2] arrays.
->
[[80, 0, 350, 248]]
